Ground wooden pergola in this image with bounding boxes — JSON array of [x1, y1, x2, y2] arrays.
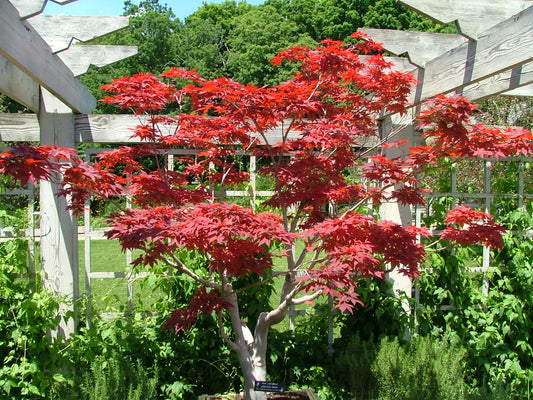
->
[[0, 0, 532, 337], [0, 0, 137, 337]]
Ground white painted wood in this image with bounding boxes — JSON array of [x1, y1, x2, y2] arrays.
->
[[9, 0, 46, 19], [57, 45, 138, 76], [378, 111, 418, 339], [360, 29, 466, 67], [360, 54, 418, 72], [399, 0, 532, 39], [503, 83, 533, 97], [0, 1, 96, 114], [39, 88, 79, 339], [0, 113, 40, 141], [74, 114, 306, 144], [0, 54, 40, 112], [28, 15, 131, 53], [10, 0, 79, 18], [460, 62, 533, 100], [415, 6, 533, 104]]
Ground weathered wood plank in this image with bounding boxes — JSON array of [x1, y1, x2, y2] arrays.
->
[[0, 54, 40, 112], [460, 62, 533, 100], [399, 0, 531, 39], [0, 1, 95, 114], [360, 29, 466, 67], [9, 0, 46, 19], [75, 114, 140, 143], [9, 0, 78, 20], [360, 55, 417, 72], [75, 114, 299, 144], [416, 6, 533, 104], [503, 84, 533, 97], [0, 113, 39, 142], [28, 15, 131, 53], [39, 88, 79, 339], [58, 45, 138, 76]]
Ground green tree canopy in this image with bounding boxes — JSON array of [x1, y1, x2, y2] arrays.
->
[[227, 5, 316, 85]]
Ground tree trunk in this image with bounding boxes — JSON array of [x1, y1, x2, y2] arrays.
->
[[235, 315, 270, 400], [224, 281, 290, 400]]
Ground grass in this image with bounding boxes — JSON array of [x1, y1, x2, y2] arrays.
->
[[34, 234, 322, 331], [81, 239, 165, 311]]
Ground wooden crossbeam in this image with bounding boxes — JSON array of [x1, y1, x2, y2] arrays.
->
[[414, 6, 533, 104], [9, 0, 76, 20], [0, 113, 39, 142], [28, 15, 131, 53], [359, 55, 417, 72], [0, 54, 40, 112], [399, 0, 531, 39], [58, 45, 138, 76], [460, 62, 533, 100], [9, 0, 47, 19], [0, 1, 95, 114], [504, 84, 533, 97], [0, 113, 378, 146], [360, 29, 466, 67]]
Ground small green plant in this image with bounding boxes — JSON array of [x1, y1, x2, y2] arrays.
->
[[372, 335, 468, 400], [334, 333, 378, 400], [336, 335, 469, 400], [81, 352, 159, 400], [0, 208, 68, 398]]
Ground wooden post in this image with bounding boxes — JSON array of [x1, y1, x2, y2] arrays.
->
[[378, 112, 418, 338], [38, 88, 79, 339]]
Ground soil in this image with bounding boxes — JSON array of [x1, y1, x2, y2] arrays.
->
[[201, 390, 314, 400], [266, 391, 310, 399]]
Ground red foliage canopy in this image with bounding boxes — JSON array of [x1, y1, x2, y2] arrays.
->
[[0, 33, 529, 333]]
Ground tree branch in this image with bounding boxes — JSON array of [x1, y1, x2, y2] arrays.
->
[[167, 253, 222, 290], [217, 311, 239, 353]]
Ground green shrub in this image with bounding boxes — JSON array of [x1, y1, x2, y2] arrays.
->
[[336, 335, 469, 400], [334, 334, 378, 400], [81, 352, 158, 400], [0, 206, 70, 399], [373, 335, 468, 400]]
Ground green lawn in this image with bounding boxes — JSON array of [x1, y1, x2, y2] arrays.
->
[[80, 239, 166, 311]]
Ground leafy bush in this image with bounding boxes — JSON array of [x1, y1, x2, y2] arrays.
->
[[268, 312, 349, 399], [334, 333, 378, 400], [416, 209, 533, 397], [373, 335, 468, 400], [82, 353, 158, 400], [336, 335, 469, 400], [0, 216, 68, 398]]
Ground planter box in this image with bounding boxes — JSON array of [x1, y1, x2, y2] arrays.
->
[[199, 389, 318, 400]]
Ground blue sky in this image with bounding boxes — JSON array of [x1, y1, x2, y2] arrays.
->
[[44, 0, 265, 20]]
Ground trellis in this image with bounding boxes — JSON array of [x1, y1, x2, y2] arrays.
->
[[0, 0, 532, 337]]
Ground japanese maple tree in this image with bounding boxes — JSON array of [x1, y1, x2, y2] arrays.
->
[[2, 33, 533, 400]]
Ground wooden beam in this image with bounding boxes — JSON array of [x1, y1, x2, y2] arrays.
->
[[9, 0, 46, 19], [0, 54, 40, 112], [73, 114, 305, 144], [28, 15, 131, 53], [360, 29, 466, 67], [10, 0, 78, 19], [39, 87, 79, 339], [399, 0, 531, 39], [0, 113, 39, 142], [414, 6, 533, 104], [0, 1, 95, 114], [360, 55, 417, 72], [57, 45, 138, 76], [503, 84, 533, 97], [460, 62, 533, 100]]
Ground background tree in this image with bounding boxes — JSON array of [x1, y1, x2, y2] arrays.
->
[[226, 4, 315, 85]]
